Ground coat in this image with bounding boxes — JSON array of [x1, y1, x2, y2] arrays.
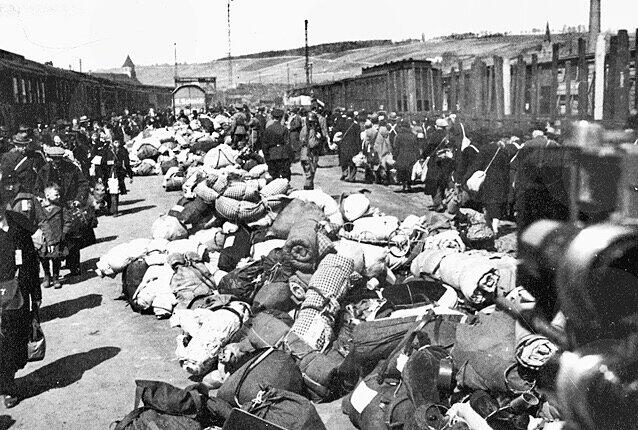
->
[[35, 159, 89, 205], [393, 126, 421, 172], [424, 128, 454, 194], [262, 122, 292, 162], [0, 150, 45, 202], [38, 203, 72, 258], [468, 142, 511, 205], [0, 210, 40, 381], [337, 118, 361, 167]]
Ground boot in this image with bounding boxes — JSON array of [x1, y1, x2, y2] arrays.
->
[[111, 194, 120, 217]]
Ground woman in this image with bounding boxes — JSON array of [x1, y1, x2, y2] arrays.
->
[[393, 120, 421, 192], [466, 138, 512, 235], [0, 205, 41, 408]]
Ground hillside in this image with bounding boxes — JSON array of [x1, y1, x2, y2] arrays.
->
[[103, 33, 588, 90]]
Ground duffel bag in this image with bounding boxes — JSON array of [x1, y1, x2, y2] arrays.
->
[[133, 159, 157, 176], [169, 197, 215, 232], [165, 176, 186, 192], [218, 225, 253, 272], [138, 144, 160, 161], [238, 387, 326, 430], [168, 254, 216, 309], [217, 260, 264, 303], [222, 183, 260, 202], [122, 258, 150, 313], [160, 158, 179, 175], [112, 380, 205, 430], [217, 348, 305, 407], [96, 238, 151, 277], [203, 143, 237, 169], [252, 281, 299, 313]]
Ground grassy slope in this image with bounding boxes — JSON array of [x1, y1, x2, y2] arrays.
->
[[109, 34, 585, 89]]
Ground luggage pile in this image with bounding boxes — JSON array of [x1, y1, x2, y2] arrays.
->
[[107, 179, 562, 429]]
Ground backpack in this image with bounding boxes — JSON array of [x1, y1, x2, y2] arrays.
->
[[122, 258, 150, 313], [112, 380, 205, 430]]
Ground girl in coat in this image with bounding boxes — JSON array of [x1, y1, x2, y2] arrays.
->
[[0, 205, 41, 408]]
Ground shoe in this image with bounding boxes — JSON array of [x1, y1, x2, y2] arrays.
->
[[41, 277, 51, 289], [3, 394, 19, 408]]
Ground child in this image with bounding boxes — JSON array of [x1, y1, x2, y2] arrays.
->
[[39, 185, 71, 289]]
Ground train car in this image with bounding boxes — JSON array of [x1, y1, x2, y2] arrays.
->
[[0, 48, 172, 131]]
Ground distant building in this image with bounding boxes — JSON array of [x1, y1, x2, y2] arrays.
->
[[173, 77, 217, 114], [91, 54, 140, 85]]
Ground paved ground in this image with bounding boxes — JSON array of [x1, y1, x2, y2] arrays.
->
[[0, 156, 432, 430]]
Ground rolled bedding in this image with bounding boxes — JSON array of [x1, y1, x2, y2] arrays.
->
[[284, 220, 319, 273], [151, 215, 188, 241], [215, 196, 267, 223], [289, 189, 343, 226], [423, 230, 466, 251]]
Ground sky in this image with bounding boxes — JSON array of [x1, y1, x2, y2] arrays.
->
[[0, 0, 636, 72]]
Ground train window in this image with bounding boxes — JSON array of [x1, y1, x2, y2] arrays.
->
[[20, 78, 27, 103], [12, 77, 19, 103], [27, 80, 32, 103], [41, 81, 45, 104]]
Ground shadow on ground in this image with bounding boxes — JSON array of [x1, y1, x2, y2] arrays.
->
[[118, 205, 156, 216], [0, 416, 15, 430], [63, 257, 100, 285], [94, 235, 118, 245], [40, 293, 103, 323], [118, 198, 145, 206], [16, 347, 121, 400]]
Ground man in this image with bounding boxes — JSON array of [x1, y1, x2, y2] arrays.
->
[[447, 113, 465, 149], [423, 118, 453, 211], [288, 107, 303, 162], [299, 111, 325, 189], [335, 109, 361, 182], [0, 126, 11, 154], [35, 146, 89, 277], [261, 108, 293, 180], [0, 133, 45, 203]]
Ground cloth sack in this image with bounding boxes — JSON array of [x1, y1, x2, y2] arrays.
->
[[122, 258, 150, 313], [133, 264, 177, 318], [203, 144, 237, 169], [170, 302, 250, 376], [217, 260, 264, 303], [218, 225, 252, 272], [215, 196, 266, 224], [169, 197, 215, 232], [252, 281, 297, 313], [168, 254, 216, 309], [96, 238, 152, 277], [27, 309, 46, 362], [152, 215, 188, 241], [269, 199, 326, 239], [191, 228, 226, 253], [289, 189, 343, 226], [341, 215, 399, 243]]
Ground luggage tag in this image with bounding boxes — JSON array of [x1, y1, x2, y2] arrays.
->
[[107, 160, 115, 165], [21, 199, 31, 211], [15, 249, 22, 266], [351, 381, 378, 414], [91, 155, 102, 165], [396, 353, 409, 373]]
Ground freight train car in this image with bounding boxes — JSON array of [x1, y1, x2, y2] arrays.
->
[[0, 49, 172, 131]]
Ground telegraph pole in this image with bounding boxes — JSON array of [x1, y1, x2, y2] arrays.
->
[[173, 42, 178, 81], [78, 58, 82, 73], [305, 19, 310, 85], [227, 0, 234, 89]]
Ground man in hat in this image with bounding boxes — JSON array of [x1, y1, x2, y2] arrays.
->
[[261, 108, 293, 180], [423, 118, 453, 211], [0, 133, 45, 203], [288, 107, 303, 162], [36, 146, 89, 275], [299, 111, 325, 189]]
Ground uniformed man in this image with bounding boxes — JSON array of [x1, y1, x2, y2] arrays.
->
[[299, 112, 325, 189], [0, 133, 45, 203], [261, 108, 293, 180]]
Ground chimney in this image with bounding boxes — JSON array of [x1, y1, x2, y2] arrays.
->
[[588, 0, 601, 51]]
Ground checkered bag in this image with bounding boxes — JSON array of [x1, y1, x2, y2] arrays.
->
[[215, 196, 267, 223], [223, 183, 261, 202], [316, 232, 335, 260], [289, 254, 354, 351], [193, 180, 219, 204], [261, 178, 290, 197]]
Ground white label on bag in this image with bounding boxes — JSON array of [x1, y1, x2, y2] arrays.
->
[[351, 381, 378, 413], [171, 205, 185, 213], [396, 353, 409, 373], [91, 156, 102, 165], [107, 160, 115, 165], [15, 250, 22, 266], [224, 236, 235, 247], [21, 200, 29, 211]]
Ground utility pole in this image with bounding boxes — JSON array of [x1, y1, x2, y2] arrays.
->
[[78, 58, 82, 73], [588, 0, 601, 51], [305, 19, 310, 85], [227, 0, 233, 89], [173, 42, 178, 82]]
